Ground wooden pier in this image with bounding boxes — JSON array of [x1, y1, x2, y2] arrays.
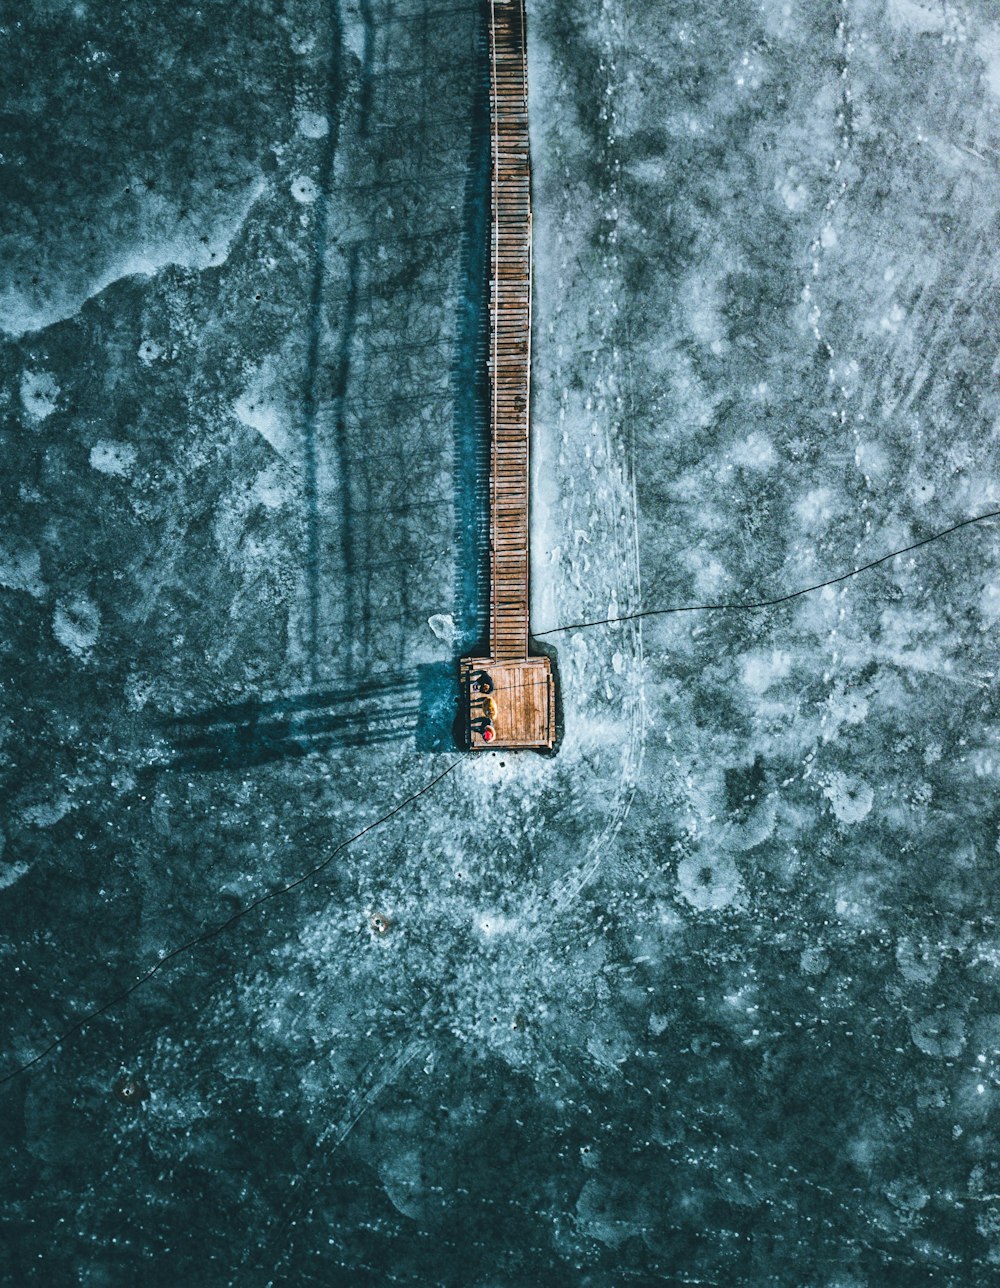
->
[[461, 0, 556, 751]]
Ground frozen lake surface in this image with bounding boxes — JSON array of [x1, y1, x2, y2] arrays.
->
[[3, 0, 1000, 1282]]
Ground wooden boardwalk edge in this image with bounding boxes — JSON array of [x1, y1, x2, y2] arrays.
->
[[461, 0, 556, 751]]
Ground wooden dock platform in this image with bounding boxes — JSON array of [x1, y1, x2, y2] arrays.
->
[[461, 0, 556, 751]]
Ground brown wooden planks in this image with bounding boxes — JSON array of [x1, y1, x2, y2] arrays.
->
[[487, 0, 534, 662], [458, 4, 556, 753]]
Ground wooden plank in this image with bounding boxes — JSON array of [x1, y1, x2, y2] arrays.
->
[[461, 657, 555, 750], [461, 2, 557, 751]]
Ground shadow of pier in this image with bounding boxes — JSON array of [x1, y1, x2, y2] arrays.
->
[[156, 663, 458, 773]]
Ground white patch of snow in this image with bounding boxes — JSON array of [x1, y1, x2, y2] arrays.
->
[[896, 936, 942, 984], [981, 582, 1000, 626], [234, 384, 293, 458], [53, 594, 101, 656], [887, 0, 945, 35], [731, 432, 776, 470], [296, 110, 329, 139], [800, 945, 829, 975], [251, 465, 290, 510], [823, 772, 874, 824], [428, 613, 458, 645], [20, 371, 59, 422], [291, 176, 319, 204], [0, 861, 30, 890], [980, 33, 1000, 98], [794, 485, 838, 527], [20, 796, 72, 828], [0, 542, 46, 598], [676, 851, 744, 912], [911, 1011, 966, 1058], [854, 440, 890, 478], [780, 179, 809, 212], [90, 439, 137, 477], [740, 649, 792, 694], [1, 179, 265, 339]]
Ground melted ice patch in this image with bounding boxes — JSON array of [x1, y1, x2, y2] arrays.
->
[[886, 1177, 930, 1212], [800, 945, 829, 975], [575, 1179, 647, 1248]]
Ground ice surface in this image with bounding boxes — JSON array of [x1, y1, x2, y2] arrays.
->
[[3, 0, 1000, 1282]]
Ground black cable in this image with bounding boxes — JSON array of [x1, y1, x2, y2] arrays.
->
[[535, 509, 1000, 637], [8, 510, 997, 1082], [0, 762, 459, 1087]]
